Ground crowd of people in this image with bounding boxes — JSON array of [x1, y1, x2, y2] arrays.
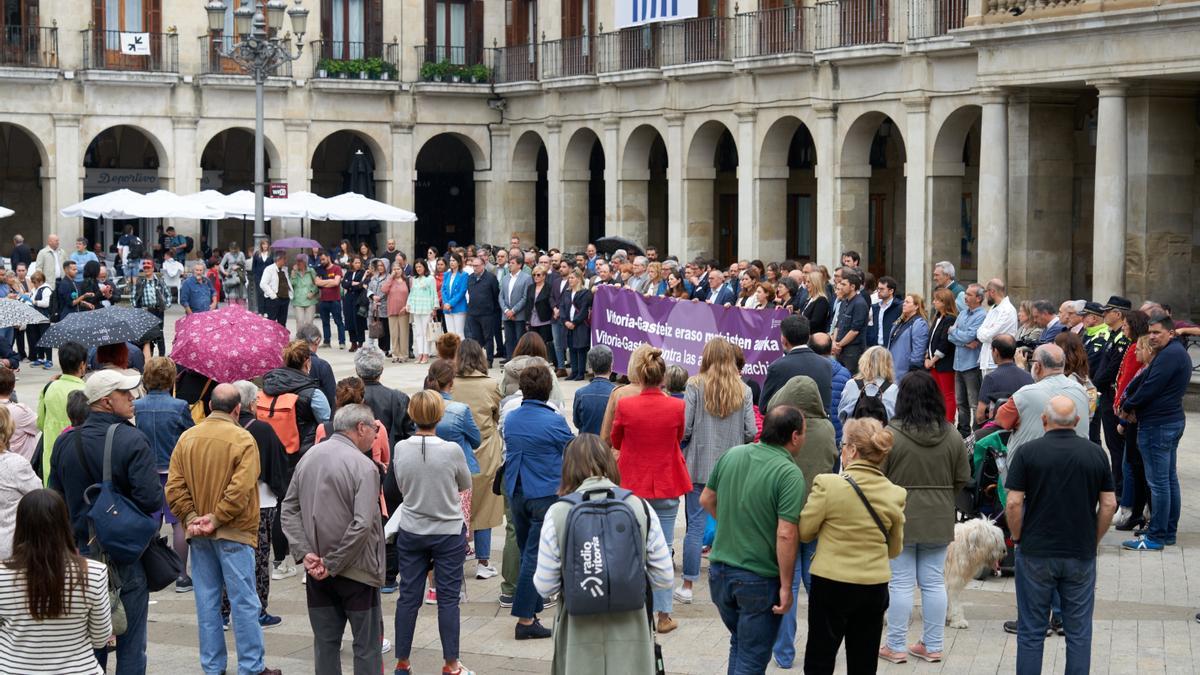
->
[[0, 228, 1194, 675]]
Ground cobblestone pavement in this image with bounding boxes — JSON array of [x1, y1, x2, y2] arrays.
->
[[14, 306, 1200, 674]]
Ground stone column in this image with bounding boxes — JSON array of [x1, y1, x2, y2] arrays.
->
[[390, 122, 415, 257], [903, 97, 930, 297], [283, 119, 310, 239], [53, 114, 82, 240], [735, 109, 757, 260], [170, 117, 200, 241], [814, 104, 837, 265], [488, 125, 514, 245], [665, 114, 686, 259], [618, 170, 650, 246], [977, 88, 1009, 285], [603, 117, 620, 241], [1090, 79, 1128, 301], [545, 119, 563, 250]]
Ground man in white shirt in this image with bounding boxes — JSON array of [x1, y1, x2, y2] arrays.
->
[[976, 278, 1019, 377], [162, 250, 185, 306], [259, 251, 294, 327]]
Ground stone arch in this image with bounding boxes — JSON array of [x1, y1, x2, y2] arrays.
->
[[509, 130, 548, 248], [562, 127, 605, 248], [563, 126, 603, 174], [930, 105, 983, 282], [685, 120, 738, 263], [80, 125, 169, 256], [619, 124, 669, 253], [82, 124, 168, 173], [414, 133, 480, 252], [0, 122, 48, 247], [835, 111, 907, 281], [197, 125, 283, 180], [621, 123, 667, 177], [759, 115, 819, 262], [511, 129, 546, 174], [760, 115, 817, 171]]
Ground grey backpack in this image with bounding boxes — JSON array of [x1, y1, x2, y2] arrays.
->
[[557, 486, 650, 616]]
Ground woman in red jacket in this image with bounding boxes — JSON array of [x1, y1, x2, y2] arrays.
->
[[610, 347, 691, 634]]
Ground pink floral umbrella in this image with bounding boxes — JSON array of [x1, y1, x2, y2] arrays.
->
[[170, 305, 290, 383]]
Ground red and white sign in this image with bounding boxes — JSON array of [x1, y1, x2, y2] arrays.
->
[[269, 183, 288, 199]]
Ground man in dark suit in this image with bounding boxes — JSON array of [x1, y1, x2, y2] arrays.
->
[[867, 276, 902, 349], [499, 253, 533, 359], [701, 269, 736, 306], [760, 314, 833, 415], [548, 261, 569, 376], [465, 256, 500, 362], [10, 234, 32, 271]]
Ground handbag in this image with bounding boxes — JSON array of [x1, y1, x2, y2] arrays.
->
[[842, 474, 890, 544], [141, 535, 184, 592], [429, 318, 445, 346], [104, 558, 128, 636], [369, 319, 384, 340], [76, 425, 159, 565]]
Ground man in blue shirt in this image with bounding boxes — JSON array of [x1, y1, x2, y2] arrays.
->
[[572, 346, 616, 435], [501, 366, 574, 640], [70, 237, 98, 283], [831, 268, 869, 375], [179, 261, 217, 314], [948, 283, 987, 436]]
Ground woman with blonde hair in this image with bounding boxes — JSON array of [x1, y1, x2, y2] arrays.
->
[[610, 347, 691, 633], [0, 406, 39, 560], [535, 434, 674, 674], [676, 339, 756, 604], [799, 418, 906, 672], [838, 346, 899, 423], [644, 261, 666, 297], [599, 343, 655, 447], [802, 269, 832, 333], [887, 293, 929, 381]]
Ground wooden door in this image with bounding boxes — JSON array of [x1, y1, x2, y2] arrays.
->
[[840, 0, 887, 46], [561, 0, 593, 75], [759, 0, 799, 55], [1, 0, 38, 65], [93, 0, 161, 69], [686, 0, 725, 62], [504, 0, 536, 80], [868, 193, 887, 278], [786, 193, 814, 261]]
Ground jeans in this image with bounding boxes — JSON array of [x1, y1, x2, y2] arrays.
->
[[308, 574, 382, 675], [682, 483, 707, 582], [473, 528, 492, 561], [94, 560, 149, 675], [510, 487, 555, 619], [955, 367, 982, 436], [465, 313, 496, 362], [319, 299, 346, 346], [1139, 421, 1185, 544], [804, 574, 889, 675], [648, 498, 679, 614], [503, 318, 526, 359], [1015, 551, 1096, 675], [393, 528, 464, 662], [569, 346, 587, 380], [551, 321, 568, 368], [886, 543, 948, 652], [190, 538, 265, 675], [771, 540, 816, 668], [709, 562, 783, 675]]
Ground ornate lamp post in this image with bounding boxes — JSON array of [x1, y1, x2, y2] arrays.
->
[[206, 0, 309, 247]]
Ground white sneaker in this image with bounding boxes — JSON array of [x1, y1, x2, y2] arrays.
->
[[381, 637, 391, 654], [1113, 506, 1131, 528], [673, 585, 693, 604], [475, 563, 498, 580], [271, 560, 297, 581]]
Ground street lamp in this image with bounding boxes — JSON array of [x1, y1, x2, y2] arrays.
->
[[205, 0, 308, 249]]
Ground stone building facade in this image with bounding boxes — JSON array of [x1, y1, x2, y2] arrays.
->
[[0, 0, 1195, 312]]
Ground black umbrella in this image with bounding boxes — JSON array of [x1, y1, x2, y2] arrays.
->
[[594, 236, 645, 258], [343, 149, 379, 250], [38, 306, 161, 349]]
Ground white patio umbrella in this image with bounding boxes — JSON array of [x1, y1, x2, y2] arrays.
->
[[214, 190, 320, 220], [126, 190, 225, 220], [323, 192, 417, 222], [60, 189, 145, 219], [0, 205, 13, 219]]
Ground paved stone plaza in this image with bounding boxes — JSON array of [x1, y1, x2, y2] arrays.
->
[[15, 307, 1200, 674]]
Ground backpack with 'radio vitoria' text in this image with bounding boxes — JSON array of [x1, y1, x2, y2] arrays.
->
[[556, 486, 651, 616]]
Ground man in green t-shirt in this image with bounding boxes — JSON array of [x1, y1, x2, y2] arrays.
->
[[701, 406, 807, 674]]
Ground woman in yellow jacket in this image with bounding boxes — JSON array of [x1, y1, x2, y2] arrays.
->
[[798, 418, 907, 675]]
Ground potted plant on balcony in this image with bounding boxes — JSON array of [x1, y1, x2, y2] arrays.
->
[[468, 63, 491, 84], [420, 60, 448, 82], [448, 62, 462, 83], [317, 57, 336, 79]]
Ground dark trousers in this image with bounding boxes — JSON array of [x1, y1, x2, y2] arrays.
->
[[26, 321, 49, 361], [265, 297, 289, 327], [271, 496, 289, 562], [342, 294, 365, 344], [494, 308, 505, 358], [1123, 422, 1149, 521], [838, 344, 864, 376], [709, 562, 783, 675], [465, 313, 496, 362], [319, 299, 346, 346], [569, 347, 587, 380], [95, 560, 149, 675], [393, 528, 465, 661], [1015, 552, 1096, 675], [509, 487, 554, 619], [307, 574, 383, 675], [503, 318, 526, 359], [14, 326, 25, 359], [1099, 394, 1124, 498], [532, 324, 555, 366], [804, 574, 889, 675]]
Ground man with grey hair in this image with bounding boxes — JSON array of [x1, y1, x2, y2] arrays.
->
[[993, 344, 1090, 458], [281, 403, 385, 675], [932, 260, 966, 312], [297, 324, 337, 410], [1004, 395, 1115, 672], [947, 283, 988, 436], [626, 256, 650, 293], [1059, 300, 1085, 335], [572, 345, 616, 435], [179, 260, 217, 314]]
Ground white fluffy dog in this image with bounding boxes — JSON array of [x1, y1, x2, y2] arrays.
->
[[944, 517, 1008, 629]]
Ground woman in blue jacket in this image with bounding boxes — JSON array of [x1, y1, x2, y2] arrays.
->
[[440, 253, 469, 338], [889, 293, 930, 381]]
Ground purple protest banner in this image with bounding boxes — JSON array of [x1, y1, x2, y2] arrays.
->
[[590, 284, 789, 384]]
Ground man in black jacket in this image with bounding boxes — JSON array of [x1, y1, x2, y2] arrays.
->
[[9, 234, 32, 270], [760, 315, 833, 415], [465, 256, 500, 362], [867, 276, 902, 349], [49, 369, 160, 675]]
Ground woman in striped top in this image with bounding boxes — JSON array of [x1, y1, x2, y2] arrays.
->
[[0, 489, 111, 675]]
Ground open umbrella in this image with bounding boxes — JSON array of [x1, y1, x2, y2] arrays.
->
[[170, 305, 290, 382], [594, 236, 645, 258], [38, 306, 161, 349], [271, 237, 322, 250], [0, 205, 13, 219], [0, 299, 48, 330]]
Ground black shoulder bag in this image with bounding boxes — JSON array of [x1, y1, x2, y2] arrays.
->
[[842, 474, 890, 544]]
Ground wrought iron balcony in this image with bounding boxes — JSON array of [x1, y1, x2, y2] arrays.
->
[[311, 40, 398, 80], [660, 16, 733, 67], [541, 35, 596, 79], [0, 26, 58, 68], [735, 6, 813, 58], [81, 29, 177, 72]]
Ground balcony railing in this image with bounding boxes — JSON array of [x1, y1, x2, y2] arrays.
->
[[490, 43, 537, 83], [198, 36, 292, 77], [82, 29, 177, 72], [660, 16, 732, 67], [0, 26, 58, 68], [312, 40, 398, 80], [814, 0, 898, 49], [597, 26, 661, 73], [541, 35, 596, 79], [415, 44, 489, 83], [908, 0, 967, 38], [735, 6, 813, 58]]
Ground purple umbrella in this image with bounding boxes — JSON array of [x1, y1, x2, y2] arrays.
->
[[271, 237, 322, 249]]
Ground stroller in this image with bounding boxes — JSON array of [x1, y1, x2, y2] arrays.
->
[[956, 423, 1017, 576]]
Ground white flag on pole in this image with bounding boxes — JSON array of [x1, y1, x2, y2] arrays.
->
[[120, 32, 151, 56]]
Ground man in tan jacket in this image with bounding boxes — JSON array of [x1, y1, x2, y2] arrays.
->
[[166, 383, 281, 675]]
